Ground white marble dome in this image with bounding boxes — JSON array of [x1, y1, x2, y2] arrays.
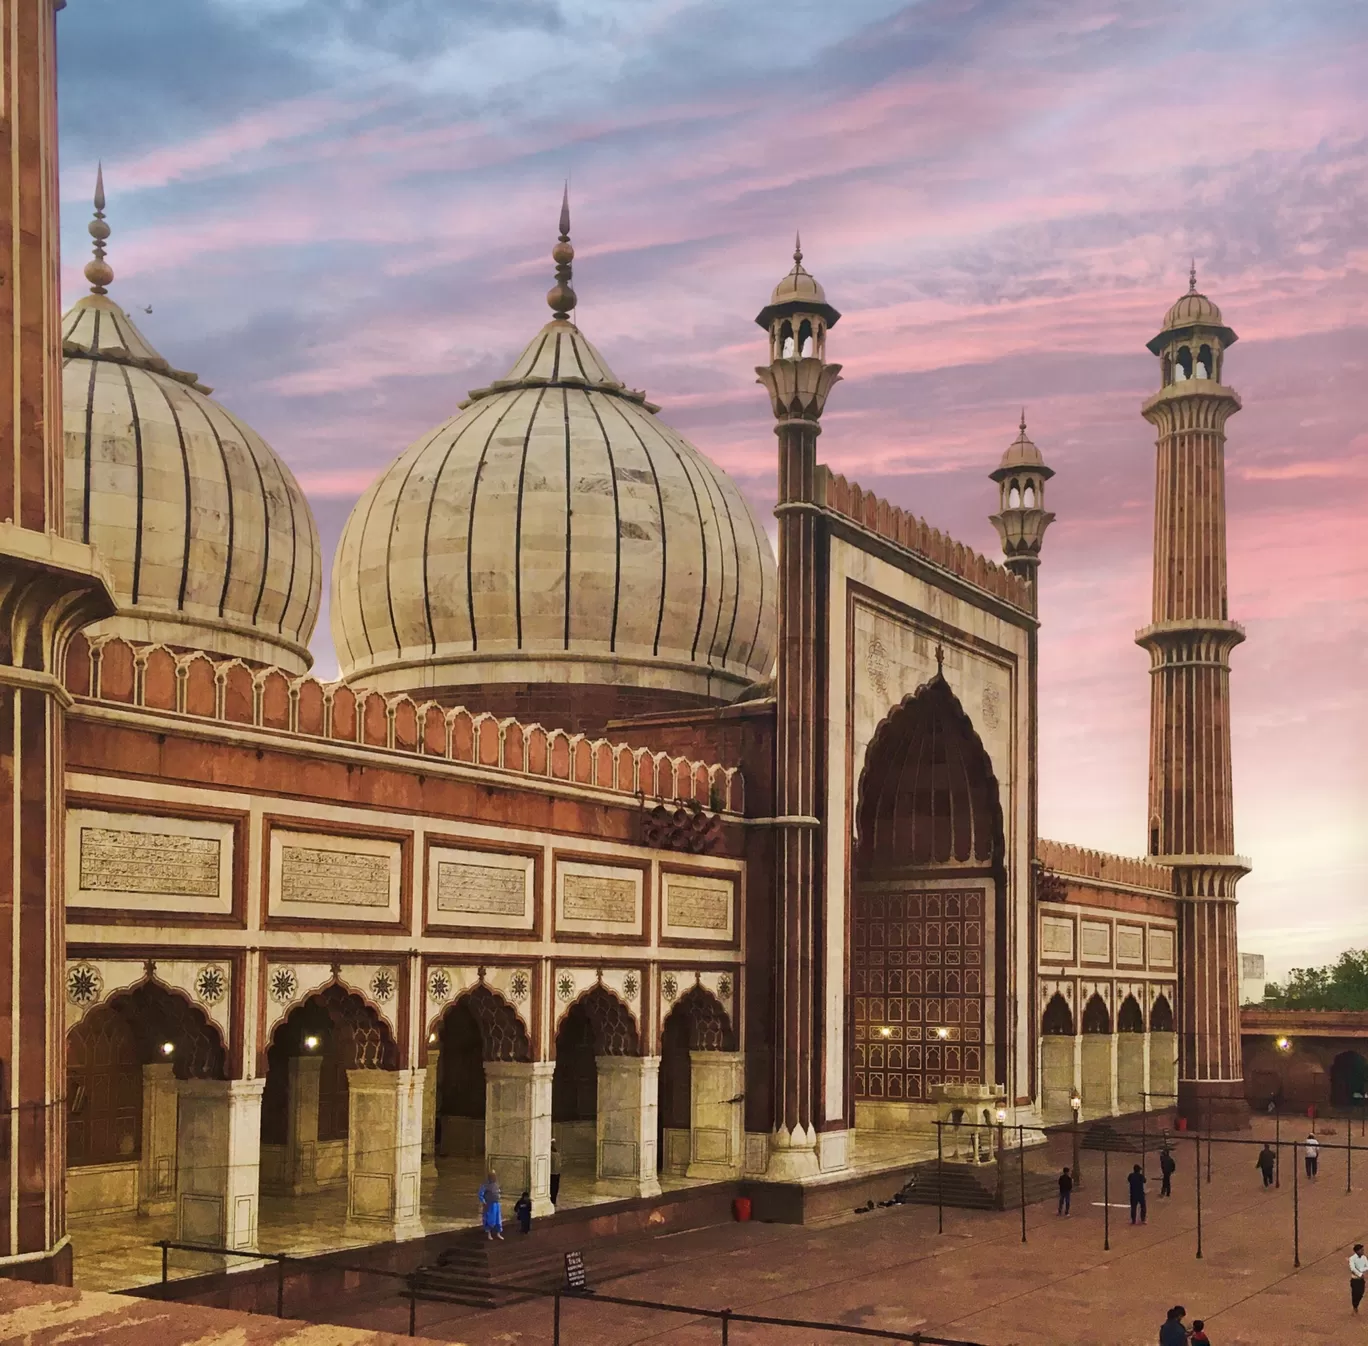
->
[[62, 292, 321, 672], [332, 317, 778, 706]]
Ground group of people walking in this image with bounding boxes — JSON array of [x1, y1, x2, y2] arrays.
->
[[1056, 1144, 1178, 1224]]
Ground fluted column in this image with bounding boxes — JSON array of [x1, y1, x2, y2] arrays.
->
[[0, 0, 116, 1282], [1138, 372, 1248, 1130]]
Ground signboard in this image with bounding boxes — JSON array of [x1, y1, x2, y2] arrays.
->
[[564, 1250, 587, 1291]]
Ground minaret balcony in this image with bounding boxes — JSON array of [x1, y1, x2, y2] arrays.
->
[[1135, 617, 1245, 662]]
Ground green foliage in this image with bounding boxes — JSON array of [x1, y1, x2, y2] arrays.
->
[[1263, 949, 1368, 1011]]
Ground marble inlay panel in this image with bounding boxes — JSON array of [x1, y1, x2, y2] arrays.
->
[[427, 846, 535, 931], [555, 861, 642, 937], [661, 872, 735, 942], [267, 829, 403, 924]]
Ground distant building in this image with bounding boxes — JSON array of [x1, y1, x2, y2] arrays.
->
[[1241, 953, 1267, 1005]]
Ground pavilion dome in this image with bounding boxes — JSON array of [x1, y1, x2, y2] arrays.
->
[[331, 200, 777, 712], [61, 172, 321, 671]]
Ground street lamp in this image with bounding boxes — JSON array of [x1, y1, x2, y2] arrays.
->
[[1070, 1089, 1084, 1189]]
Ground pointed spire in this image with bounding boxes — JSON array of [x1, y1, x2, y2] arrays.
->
[[1019, 407, 1027, 436], [84, 162, 114, 296], [547, 182, 577, 321], [1188, 258, 1198, 293], [793, 230, 803, 268]]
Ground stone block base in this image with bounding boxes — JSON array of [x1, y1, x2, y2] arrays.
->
[[1179, 1079, 1250, 1131]]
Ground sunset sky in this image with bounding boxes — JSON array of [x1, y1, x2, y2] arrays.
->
[[55, 0, 1366, 979]]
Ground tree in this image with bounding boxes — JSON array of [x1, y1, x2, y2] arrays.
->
[[1264, 950, 1368, 1011]]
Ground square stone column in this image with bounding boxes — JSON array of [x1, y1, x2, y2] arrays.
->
[[175, 1078, 264, 1251], [422, 1050, 440, 1173], [485, 1061, 554, 1217], [139, 1063, 179, 1216], [284, 1055, 322, 1194], [596, 1056, 662, 1199], [1080, 1034, 1117, 1117], [346, 1068, 425, 1240], [686, 1051, 744, 1180]]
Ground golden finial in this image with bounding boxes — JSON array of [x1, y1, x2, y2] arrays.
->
[[85, 162, 113, 295], [793, 230, 803, 268], [547, 183, 576, 321], [1019, 408, 1027, 436], [1188, 258, 1198, 294]]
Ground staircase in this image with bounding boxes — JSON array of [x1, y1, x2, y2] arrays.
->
[[1082, 1121, 1171, 1153], [900, 1159, 1060, 1211]]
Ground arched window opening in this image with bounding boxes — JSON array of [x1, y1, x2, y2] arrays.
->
[[779, 321, 795, 359], [797, 318, 814, 358], [1082, 994, 1112, 1035], [1150, 818, 1161, 856], [1117, 995, 1145, 1033], [1150, 993, 1175, 1033], [1331, 1052, 1368, 1108], [1197, 344, 1213, 379], [1176, 346, 1193, 380], [1008, 483, 1021, 509], [1023, 481, 1036, 508], [1041, 993, 1075, 1036]]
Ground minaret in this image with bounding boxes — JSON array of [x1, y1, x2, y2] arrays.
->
[[1137, 266, 1249, 1130], [755, 238, 841, 1178], [0, 1, 115, 1281], [989, 412, 1055, 603]]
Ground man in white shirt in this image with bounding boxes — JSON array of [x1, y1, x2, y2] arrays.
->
[[1349, 1243, 1367, 1313], [1306, 1132, 1320, 1179]]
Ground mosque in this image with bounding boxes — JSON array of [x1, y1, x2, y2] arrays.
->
[[0, 0, 1250, 1285]]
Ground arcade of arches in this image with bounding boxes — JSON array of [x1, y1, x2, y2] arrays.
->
[[64, 974, 740, 1273]]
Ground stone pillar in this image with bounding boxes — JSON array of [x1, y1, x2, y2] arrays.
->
[[1080, 1035, 1116, 1118], [1117, 1033, 1145, 1115], [175, 1079, 264, 1251], [484, 1061, 553, 1217], [1039, 1038, 1075, 1125], [421, 1050, 440, 1173], [595, 1056, 662, 1199], [1151, 1031, 1178, 1104], [686, 1051, 744, 1180], [0, 0, 116, 1285], [283, 1055, 322, 1195], [138, 1064, 178, 1216], [346, 1069, 424, 1240]]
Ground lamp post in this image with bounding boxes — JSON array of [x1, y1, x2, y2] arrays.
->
[[1070, 1089, 1083, 1189], [994, 1103, 1007, 1208]]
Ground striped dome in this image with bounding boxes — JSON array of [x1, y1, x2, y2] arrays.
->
[[332, 319, 777, 703], [62, 294, 321, 671]]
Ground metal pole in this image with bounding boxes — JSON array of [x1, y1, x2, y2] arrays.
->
[[1194, 1134, 1202, 1259], [1350, 1118, 1354, 1195], [1276, 1109, 1281, 1187], [936, 1121, 944, 1235], [1019, 1124, 1027, 1243], [1072, 1108, 1083, 1189], [1206, 1098, 1212, 1183], [553, 1290, 561, 1346], [408, 1290, 417, 1337], [276, 1255, 284, 1318], [1141, 1093, 1147, 1178], [161, 1241, 168, 1286], [721, 1308, 731, 1344], [1103, 1146, 1110, 1252], [1293, 1140, 1301, 1268]]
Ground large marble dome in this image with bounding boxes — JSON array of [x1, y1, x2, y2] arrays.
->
[[62, 177, 321, 671], [332, 203, 777, 726]]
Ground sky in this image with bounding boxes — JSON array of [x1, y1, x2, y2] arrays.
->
[[55, 0, 1366, 980]]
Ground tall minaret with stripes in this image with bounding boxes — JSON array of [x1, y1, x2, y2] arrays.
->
[[1138, 266, 1249, 1130]]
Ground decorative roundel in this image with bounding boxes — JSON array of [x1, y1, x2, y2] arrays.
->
[[508, 970, 530, 1003], [717, 974, 733, 1001], [427, 969, 453, 1004], [194, 964, 226, 1006], [621, 972, 639, 1001], [369, 969, 396, 1004], [557, 973, 576, 1003], [661, 973, 678, 1004], [66, 963, 103, 1007], [269, 966, 299, 1005]]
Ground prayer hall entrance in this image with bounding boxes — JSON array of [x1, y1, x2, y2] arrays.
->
[[851, 673, 1005, 1131]]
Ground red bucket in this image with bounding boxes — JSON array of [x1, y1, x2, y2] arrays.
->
[[732, 1196, 752, 1222], [1175, 1116, 1189, 1132]]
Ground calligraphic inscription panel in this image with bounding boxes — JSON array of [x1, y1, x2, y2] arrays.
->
[[428, 847, 535, 931], [556, 862, 642, 936], [281, 848, 391, 906], [853, 888, 986, 1103], [1148, 927, 1175, 968], [79, 828, 219, 898], [662, 873, 735, 941]]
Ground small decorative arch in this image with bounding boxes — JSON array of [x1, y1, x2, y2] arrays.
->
[[100, 978, 228, 1080], [267, 981, 398, 1069], [1041, 992, 1075, 1036], [660, 985, 736, 1052], [439, 984, 531, 1063], [1081, 993, 1112, 1035], [1176, 345, 1193, 380], [778, 320, 795, 359], [1117, 994, 1145, 1033], [797, 318, 813, 358], [1149, 993, 1174, 1033], [1197, 343, 1213, 379], [560, 984, 640, 1057]]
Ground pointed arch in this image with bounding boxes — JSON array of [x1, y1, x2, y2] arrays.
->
[[1150, 993, 1175, 1033], [1082, 994, 1112, 1035], [437, 984, 531, 1063], [1041, 992, 1074, 1036], [1117, 994, 1145, 1033], [99, 978, 227, 1080], [559, 983, 639, 1057], [660, 984, 736, 1052]]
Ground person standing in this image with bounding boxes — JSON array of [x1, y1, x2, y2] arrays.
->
[[478, 1170, 504, 1241], [1256, 1143, 1275, 1187], [1057, 1166, 1073, 1216], [1128, 1164, 1147, 1225], [1158, 1305, 1189, 1345], [1159, 1145, 1176, 1197], [514, 1190, 533, 1235], [550, 1136, 562, 1206], [1190, 1318, 1210, 1344], [1350, 1243, 1368, 1314], [1305, 1132, 1320, 1179]]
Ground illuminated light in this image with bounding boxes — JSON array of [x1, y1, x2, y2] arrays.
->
[[428, 1032, 437, 1044], [303, 1035, 320, 1051], [160, 1042, 175, 1056], [995, 1105, 1007, 1123], [1275, 1036, 1292, 1052], [935, 1027, 950, 1040], [879, 1026, 892, 1038]]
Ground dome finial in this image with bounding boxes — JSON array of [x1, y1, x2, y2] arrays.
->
[[793, 230, 803, 267], [547, 182, 577, 321], [1188, 258, 1198, 294], [84, 162, 114, 296], [1019, 407, 1027, 435]]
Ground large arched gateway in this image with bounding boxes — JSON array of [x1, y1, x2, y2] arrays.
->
[[851, 674, 1005, 1124]]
